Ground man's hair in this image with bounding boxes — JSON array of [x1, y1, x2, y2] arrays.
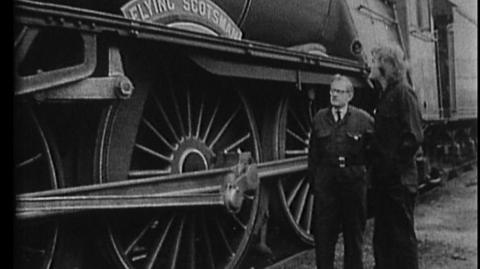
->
[[371, 43, 408, 83], [331, 74, 354, 93]]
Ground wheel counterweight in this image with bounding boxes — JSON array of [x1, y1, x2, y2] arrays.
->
[[97, 70, 263, 269]]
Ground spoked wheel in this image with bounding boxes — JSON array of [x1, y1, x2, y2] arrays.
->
[[97, 72, 262, 269], [14, 102, 63, 269], [264, 91, 318, 245]]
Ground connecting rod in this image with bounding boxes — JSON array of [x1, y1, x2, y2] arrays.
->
[[16, 155, 307, 219]]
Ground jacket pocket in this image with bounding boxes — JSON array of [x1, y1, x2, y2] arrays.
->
[[346, 132, 363, 141], [346, 132, 364, 154], [313, 129, 332, 158], [316, 129, 332, 139]]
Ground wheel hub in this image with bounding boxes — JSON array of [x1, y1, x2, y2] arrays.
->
[[172, 137, 214, 174]]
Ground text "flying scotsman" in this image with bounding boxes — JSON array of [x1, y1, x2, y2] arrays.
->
[[121, 0, 242, 40]]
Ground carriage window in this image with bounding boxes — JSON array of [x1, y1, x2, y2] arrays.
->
[[416, 0, 432, 31]]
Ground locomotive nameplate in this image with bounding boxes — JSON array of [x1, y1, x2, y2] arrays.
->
[[121, 0, 242, 40]]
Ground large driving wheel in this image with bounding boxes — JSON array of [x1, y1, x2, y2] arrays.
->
[[96, 71, 262, 269], [14, 102, 64, 269], [264, 91, 318, 245]]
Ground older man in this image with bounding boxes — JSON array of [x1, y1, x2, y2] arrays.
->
[[368, 43, 423, 269], [309, 74, 374, 269]]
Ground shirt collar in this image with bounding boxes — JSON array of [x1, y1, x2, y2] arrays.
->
[[331, 105, 348, 119]]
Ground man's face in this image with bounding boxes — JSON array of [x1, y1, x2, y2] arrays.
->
[[368, 56, 383, 82], [330, 80, 353, 108], [369, 55, 394, 84]]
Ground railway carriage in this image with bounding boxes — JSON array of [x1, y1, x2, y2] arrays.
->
[[14, 0, 477, 268]]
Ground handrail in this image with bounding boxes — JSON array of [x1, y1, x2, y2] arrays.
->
[[357, 4, 397, 25]]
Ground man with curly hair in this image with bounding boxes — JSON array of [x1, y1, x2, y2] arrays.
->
[[368, 43, 423, 269]]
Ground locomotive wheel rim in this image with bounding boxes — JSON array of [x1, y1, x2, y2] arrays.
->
[[275, 93, 315, 245], [15, 103, 63, 269], [97, 73, 262, 269]]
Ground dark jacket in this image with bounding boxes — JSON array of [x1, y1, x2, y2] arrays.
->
[[308, 105, 374, 191], [372, 79, 423, 192]]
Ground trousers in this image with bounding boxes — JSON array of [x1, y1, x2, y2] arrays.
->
[[313, 174, 367, 269], [373, 185, 418, 269]]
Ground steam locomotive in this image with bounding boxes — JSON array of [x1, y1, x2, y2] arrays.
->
[[14, 0, 477, 268]]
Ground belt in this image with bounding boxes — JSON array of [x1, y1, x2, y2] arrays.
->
[[320, 156, 365, 168]]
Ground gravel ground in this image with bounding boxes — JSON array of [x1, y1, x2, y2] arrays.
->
[[270, 165, 477, 269]]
